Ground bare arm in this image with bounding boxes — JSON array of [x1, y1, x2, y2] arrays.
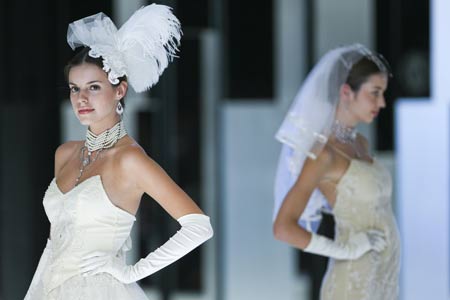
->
[[120, 146, 204, 219], [273, 149, 333, 249], [273, 146, 387, 260]]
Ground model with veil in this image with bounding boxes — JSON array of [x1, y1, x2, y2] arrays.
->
[[273, 44, 400, 299], [24, 4, 213, 300]]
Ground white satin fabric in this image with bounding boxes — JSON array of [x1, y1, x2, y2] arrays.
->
[[24, 175, 148, 300]]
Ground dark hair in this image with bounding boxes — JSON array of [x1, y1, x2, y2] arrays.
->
[[346, 56, 391, 92], [64, 47, 127, 109]]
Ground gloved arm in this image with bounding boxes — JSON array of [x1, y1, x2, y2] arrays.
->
[[80, 213, 213, 284], [304, 229, 386, 260]]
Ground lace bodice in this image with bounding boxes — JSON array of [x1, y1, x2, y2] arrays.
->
[[42, 175, 135, 293], [334, 159, 396, 236], [321, 159, 400, 300]]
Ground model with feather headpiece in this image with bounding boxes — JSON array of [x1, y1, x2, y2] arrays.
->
[[24, 4, 212, 300]]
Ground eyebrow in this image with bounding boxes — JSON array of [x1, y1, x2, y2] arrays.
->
[[68, 80, 102, 86]]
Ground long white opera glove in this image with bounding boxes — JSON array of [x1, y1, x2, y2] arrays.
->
[[304, 230, 387, 260], [80, 213, 213, 284]]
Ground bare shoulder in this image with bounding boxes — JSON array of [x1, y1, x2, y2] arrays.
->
[[308, 145, 335, 170], [299, 146, 335, 181], [55, 141, 82, 161], [113, 141, 172, 193], [114, 141, 161, 173], [55, 141, 83, 175], [56, 140, 82, 155]]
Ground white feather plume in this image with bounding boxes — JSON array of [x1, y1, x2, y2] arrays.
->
[[66, 4, 182, 93], [118, 4, 181, 92]]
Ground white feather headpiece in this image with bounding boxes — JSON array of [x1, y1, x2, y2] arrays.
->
[[67, 4, 181, 92]]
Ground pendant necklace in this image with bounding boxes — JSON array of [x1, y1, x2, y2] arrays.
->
[[75, 120, 127, 186]]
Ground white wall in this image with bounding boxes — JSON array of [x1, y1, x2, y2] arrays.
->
[[221, 102, 308, 300], [395, 0, 450, 299], [396, 100, 449, 300]]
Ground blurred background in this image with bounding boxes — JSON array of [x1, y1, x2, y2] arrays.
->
[[0, 0, 444, 300]]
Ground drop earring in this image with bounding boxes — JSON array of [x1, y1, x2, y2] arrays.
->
[[116, 102, 124, 115]]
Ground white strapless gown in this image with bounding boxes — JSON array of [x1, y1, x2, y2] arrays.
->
[[321, 159, 401, 300], [24, 175, 149, 300]]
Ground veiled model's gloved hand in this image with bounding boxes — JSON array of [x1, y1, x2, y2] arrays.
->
[[80, 214, 213, 284], [304, 229, 386, 260]]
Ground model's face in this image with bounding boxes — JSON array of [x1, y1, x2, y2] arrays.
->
[[348, 73, 388, 123], [68, 63, 123, 127]]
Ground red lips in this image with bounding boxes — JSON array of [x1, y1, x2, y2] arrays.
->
[[78, 108, 94, 114]]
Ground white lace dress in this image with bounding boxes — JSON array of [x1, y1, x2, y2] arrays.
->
[[320, 159, 401, 300], [24, 175, 149, 300]]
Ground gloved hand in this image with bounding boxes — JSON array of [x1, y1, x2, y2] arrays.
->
[[80, 213, 213, 284], [304, 229, 386, 260]]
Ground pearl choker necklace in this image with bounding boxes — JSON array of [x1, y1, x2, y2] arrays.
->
[[85, 120, 127, 152], [75, 120, 127, 186], [331, 120, 357, 144]]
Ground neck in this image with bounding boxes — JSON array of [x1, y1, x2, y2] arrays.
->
[[85, 119, 127, 152], [331, 119, 358, 144], [88, 115, 122, 135], [334, 116, 356, 129], [335, 103, 358, 128]]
